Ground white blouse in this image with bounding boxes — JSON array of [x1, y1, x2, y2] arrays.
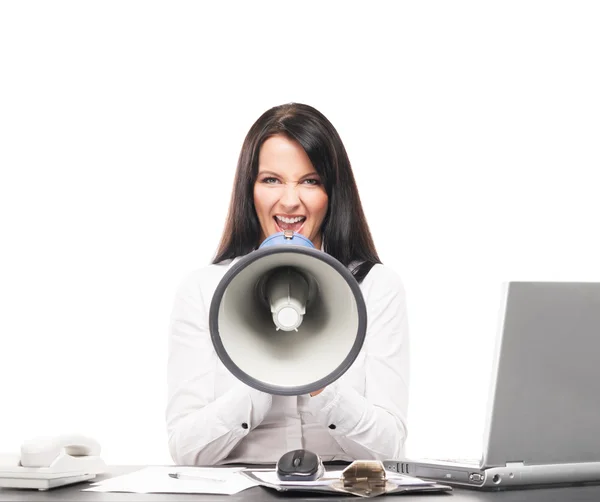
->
[[166, 257, 410, 466]]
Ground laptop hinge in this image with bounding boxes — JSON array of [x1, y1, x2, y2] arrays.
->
[[505, 461, 525, 467]]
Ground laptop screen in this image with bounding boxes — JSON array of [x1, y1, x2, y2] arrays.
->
[[482, 282, 600, 467]]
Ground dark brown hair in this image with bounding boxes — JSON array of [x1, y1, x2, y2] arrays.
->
[[213, 103, 381, 283]]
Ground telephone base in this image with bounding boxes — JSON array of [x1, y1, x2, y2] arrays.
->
[[0, 473, 96, 491]]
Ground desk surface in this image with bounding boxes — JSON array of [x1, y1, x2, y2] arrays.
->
[[1, 466, 600, 502]]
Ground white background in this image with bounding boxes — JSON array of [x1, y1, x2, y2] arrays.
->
[[1, 1, 599, 465]]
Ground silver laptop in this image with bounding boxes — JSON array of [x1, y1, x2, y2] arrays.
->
[[384, 282, 600, 490]]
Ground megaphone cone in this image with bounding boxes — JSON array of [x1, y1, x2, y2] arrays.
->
[[209, 231, 367, 396]]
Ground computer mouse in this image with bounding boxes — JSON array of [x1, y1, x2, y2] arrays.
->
[[276, 448, 325, 482]]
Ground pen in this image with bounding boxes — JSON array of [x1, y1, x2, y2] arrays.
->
[[168, 472, 227, 483]]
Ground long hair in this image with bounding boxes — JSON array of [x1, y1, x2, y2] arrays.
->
[[213, 103, 381, 283]]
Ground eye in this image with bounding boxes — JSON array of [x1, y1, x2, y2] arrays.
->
[[261, 177, 280, 184], [302, 178, 321, 186]]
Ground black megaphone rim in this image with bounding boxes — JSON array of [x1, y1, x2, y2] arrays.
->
[[209, 245, 368, 396]]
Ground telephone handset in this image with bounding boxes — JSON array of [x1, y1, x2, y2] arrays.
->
[[0, 434, 106, 490]]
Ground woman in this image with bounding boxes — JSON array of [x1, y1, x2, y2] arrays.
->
[[166, 103, 409, 465]]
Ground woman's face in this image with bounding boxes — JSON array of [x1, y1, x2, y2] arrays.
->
[[254, 134, 329, 249]]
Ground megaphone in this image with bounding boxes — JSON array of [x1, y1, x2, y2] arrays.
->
[[209, 230, 367, 396]]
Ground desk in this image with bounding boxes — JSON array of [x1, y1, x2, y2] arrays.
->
[[1, 466, 600, 501]]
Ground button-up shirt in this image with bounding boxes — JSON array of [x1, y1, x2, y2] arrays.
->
[[166, 257, 409, 465]]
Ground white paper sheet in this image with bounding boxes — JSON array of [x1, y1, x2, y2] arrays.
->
[[83, 466, 259, 495]]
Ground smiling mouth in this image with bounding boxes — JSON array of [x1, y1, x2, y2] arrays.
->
[[274, 216, 306, 233]]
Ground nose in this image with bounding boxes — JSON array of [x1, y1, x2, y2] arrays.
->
[[279, 182, 301, 209]]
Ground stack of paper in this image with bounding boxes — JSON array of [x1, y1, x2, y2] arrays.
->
[[83, 465, 449, 496], [248, 468, 442, 488]]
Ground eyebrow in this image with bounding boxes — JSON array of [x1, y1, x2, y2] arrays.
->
[[257, 170, 321, 179]]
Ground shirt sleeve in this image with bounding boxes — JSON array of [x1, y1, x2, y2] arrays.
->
[[165, 272, 273, 466], [305, 266, 409, 460]]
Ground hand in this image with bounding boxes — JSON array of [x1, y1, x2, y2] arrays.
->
[[310, 388, 325, 397]]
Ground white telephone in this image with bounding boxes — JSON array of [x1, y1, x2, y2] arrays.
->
[[0, 434, 106, 490]]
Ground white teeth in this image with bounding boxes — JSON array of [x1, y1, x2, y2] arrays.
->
[[275, 215, 305, 224]]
